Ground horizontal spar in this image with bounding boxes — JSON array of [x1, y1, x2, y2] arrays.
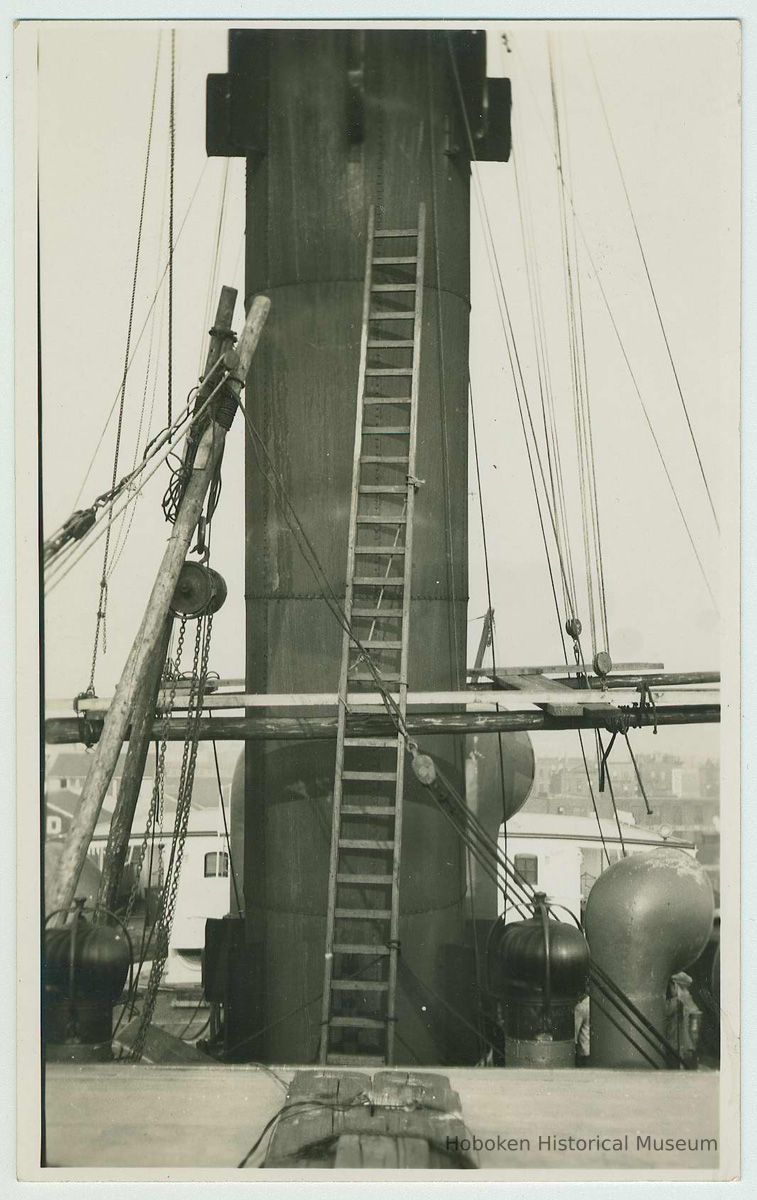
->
[[45, 704, 720, 745], [68, 682, 720, 714]]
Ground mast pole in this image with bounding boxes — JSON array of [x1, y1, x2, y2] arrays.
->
[[93, 616, 172, 919], [48, 290, 271, 922]]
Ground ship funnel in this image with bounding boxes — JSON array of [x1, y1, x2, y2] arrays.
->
[[584, 847, 714, 1068]]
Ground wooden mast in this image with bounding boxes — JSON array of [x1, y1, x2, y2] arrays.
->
[[93, 617, 172, 919], [47, 290, 271, 922]]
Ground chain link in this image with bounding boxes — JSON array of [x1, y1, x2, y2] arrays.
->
[[130, 612, 214, 1060], [122, 618, 186, 924]]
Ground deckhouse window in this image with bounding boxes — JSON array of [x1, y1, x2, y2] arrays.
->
[[204, 851, 229, 878], [514, 854, 538, 885]]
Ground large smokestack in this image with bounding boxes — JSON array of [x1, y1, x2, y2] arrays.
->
[[209, 28, 512, 1064]]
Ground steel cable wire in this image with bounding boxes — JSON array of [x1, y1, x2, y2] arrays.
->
[[45, 372, 231, 592], [504, 35, 718, 611], [87, 37, 163, 690], [69, 160, 210, 512], [585, 39, 719, 533]]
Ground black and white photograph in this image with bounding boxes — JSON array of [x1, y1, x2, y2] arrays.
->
[[12, 11, 742, 1182]]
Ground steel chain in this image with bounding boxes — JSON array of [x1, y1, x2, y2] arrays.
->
[[130, 612, 214, 1060], [123, 617, 186, 923]]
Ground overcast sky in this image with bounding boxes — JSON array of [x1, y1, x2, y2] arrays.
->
[[35, 20, 739, 763]]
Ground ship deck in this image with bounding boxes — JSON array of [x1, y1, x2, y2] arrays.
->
[[42, 1063, 721, 1176]]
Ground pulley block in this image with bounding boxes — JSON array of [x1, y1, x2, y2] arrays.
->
[[170, 562, 228, 618], [593, 650, 613, 678]]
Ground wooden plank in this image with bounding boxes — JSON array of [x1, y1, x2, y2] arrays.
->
[[72, 678, 718, 713], [496, 672, 616, 717], [469, 661, 665, 678], [500, 673, 585, 717]]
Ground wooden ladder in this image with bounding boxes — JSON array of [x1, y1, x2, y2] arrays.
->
[[319, 205, 426, 1067]]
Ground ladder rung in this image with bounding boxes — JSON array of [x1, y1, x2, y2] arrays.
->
[[359, 455, 409, 463], [342, 770, 397, 781], [347, 698, 399, 710], [335, 908, 392, 918], [327, 1053, 387, 1066], [362, 427, 410, 435], [338, 840, 395, 850], [331, 979, 389, 992], [337, 874, 393, 887], [358, 485, 407, 493], [350, 608, 403, 618], [320, 205, 423, 1070], [365, 368, 413, 376], [333, 941, 391, 953], [356, 515, 407, 524], [330, 1016, 386, 1029], [343, 737, 398, 747], [367, 340, 414, 349], [363, 396, 412, 404], [352, 576, 404, 586], [341, 807, 396, 817]]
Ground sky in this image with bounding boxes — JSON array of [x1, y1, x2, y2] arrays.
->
[[33, 19, 739, 764]]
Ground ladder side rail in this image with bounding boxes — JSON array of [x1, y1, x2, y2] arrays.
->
[[319, 207, 377, 1062], [386, 203, 427, 1064]]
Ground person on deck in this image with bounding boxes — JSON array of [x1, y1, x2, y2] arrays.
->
[[665, 971, 702, 1068], [575, 992, 590, 1066]]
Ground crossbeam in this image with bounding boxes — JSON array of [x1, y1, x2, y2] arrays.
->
[[45, 702, 720, 744], [69, 683, 720, 714], [468, 661, 665, 678]]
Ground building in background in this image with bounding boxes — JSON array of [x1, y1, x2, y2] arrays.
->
[[45, 746, 238, 986], [524, 752, 720, 904], [500, 810, 695, 923]]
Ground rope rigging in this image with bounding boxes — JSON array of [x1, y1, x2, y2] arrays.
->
[[86, 38, 162, 693], [68, 158, 209, 514], [512, 133, 579, 625], [44, 368, 233, 593], [469, 382, 515, 935], [453, 33, 658, 878], [409, 745, 687, 1067], [585, 39, 719, 534], [548, 38, 610, 662], [105, 131, 173, 581], [209, 717, 243, 917], [504, 34, 718, 613], [167, 28, 176, 432], [448, 37, 581, 667]]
